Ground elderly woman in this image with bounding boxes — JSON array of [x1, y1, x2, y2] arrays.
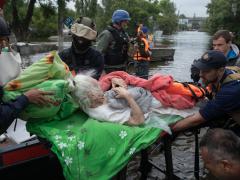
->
[[70, 74, 200, 129], [71, 75, 145, 125]]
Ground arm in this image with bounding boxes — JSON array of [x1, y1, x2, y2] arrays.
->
[[113, 87, 144, 125], [96, 30, 112, 54], [92, 52, 104, 80], [172, 111, 205, 132], [0, 95, 29, 134], [58, 48, 72, 67], [0, 89, 54, 134]]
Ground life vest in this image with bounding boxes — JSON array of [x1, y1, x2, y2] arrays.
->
[[167, 82, 208, 101], [133, 37, 151, 61], [104, 26, 129, 66]]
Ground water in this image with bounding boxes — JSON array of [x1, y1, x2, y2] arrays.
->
[[149, 31, 210, 81]]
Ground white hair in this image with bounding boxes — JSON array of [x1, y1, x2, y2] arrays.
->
[[69, 74, 103, 110]]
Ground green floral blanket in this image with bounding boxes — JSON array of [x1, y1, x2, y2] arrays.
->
[[27, 111, 167, 180]]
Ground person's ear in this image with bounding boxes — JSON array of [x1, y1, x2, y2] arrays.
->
[[220, 160, 233, 172], [227, 40, 232, 48], [217, 67, 225, 74]]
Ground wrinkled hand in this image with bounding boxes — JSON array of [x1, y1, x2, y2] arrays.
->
[[24, 89, 55, 106], [112, 87, 130, 99], [111, 78, 127, 89]]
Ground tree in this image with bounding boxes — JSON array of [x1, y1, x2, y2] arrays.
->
[[95, 0, 165, 35], [157, 0, 178, 34], [4, 0, 71, 42], [4, 0, 36, 41], [75, 0, 97, 18], [206, 0, 240, 44]]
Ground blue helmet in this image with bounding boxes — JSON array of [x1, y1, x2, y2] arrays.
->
[[141, 26, 148, 34], [112, 9, 131, 23]]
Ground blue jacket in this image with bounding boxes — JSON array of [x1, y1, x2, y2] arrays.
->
[[0, 86, 29, 134], [226, 44, 240, 66], [199, 69, 240, 121]]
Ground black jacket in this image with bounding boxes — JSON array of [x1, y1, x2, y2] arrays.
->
[[58, 46, 104, 80], [0, 86, 29, 134]]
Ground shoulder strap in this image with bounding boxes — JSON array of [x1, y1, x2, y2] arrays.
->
[[222, 73, 240, 84], [107, 26, 122, 45], [178, 82, 208, 101], [226, 66, 240, 73]]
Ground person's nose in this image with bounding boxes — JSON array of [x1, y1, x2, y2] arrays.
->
[[213, 45, 219, 50]]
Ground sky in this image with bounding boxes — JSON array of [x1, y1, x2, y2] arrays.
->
[[67, 0, 211, 18], [171, 0, 211, 17]]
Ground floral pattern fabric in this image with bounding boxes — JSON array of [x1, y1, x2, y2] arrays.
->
[[27, 111, 162, 180]]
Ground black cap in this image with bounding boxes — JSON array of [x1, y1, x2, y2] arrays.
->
[[194, 50, 227, 70]]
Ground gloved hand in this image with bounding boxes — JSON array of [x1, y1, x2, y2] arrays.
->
[[190, 59, 200, 83]]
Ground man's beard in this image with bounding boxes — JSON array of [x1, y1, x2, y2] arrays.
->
[[201, 76, 218, 87]]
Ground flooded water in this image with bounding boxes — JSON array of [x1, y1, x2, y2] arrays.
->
[[149, 31, 210, 81]]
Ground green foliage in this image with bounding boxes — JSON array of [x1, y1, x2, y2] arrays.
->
[[95, 0, 178, 36], [206, 0, 240, 44], [75, 0, 97, 18], [3, 0, 178, 41], [156, 0, 178, 34], [30, 6, 58, 39]]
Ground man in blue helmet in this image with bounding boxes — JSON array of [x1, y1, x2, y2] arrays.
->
[[96, 9, 130, 73]]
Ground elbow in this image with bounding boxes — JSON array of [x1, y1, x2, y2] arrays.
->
[[128, 116, 145, 126]]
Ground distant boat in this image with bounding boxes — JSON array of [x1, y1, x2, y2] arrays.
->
[[151, 47, 175, 61]]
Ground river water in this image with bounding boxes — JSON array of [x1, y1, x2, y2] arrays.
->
[[149, 31, 210, 81], [25, 31, 211, 179]]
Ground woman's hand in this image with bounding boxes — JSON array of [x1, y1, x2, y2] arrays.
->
[[113, 87, 145, 125], [112, 87, 130, 99], [111, 78, 127, 89]]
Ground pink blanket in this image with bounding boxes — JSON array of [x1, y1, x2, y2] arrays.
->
[[99, 71, 196, 109]]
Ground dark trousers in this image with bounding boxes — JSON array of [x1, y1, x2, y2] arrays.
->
[[134, 61, 149, 79]]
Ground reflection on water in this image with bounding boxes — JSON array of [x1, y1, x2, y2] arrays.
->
[[149, 31, 210, 82]]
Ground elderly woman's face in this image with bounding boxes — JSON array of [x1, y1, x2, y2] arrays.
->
[[88, 90, 105, 108]]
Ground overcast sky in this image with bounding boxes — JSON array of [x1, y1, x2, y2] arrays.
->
[[67, 0, 211, 17], [171, 0, 211, 17]]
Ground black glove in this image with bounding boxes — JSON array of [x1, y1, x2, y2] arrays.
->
[[190, 59, 200, 83]]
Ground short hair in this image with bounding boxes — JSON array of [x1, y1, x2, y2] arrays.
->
[[213, 30, 232, 43], [200, 128, 240, 162], [70, 74, 103, 110]]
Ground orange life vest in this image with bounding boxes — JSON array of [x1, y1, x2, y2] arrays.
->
[[133, 38, 151, 61]]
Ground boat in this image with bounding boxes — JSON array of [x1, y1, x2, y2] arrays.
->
[[151, 47, 175, 61]]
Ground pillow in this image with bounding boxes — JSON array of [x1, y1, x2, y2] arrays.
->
[[4, 51, 72, 92], [3, 79, 78, 121]]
